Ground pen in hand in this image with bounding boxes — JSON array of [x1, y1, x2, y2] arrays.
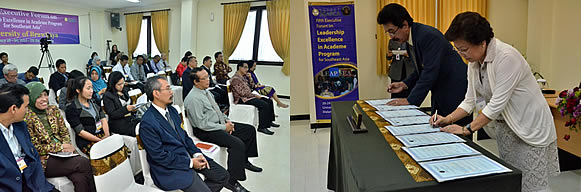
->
[[432, 110, 438, 126]]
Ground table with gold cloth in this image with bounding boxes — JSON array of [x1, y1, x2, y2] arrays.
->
[[327, 101, 521, 192]]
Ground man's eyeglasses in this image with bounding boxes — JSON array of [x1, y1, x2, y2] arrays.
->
[[386, 27, 400, 36]]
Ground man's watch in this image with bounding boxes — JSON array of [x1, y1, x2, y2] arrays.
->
[[465, 124, 474, 134]]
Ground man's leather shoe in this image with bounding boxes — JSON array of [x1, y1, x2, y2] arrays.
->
[[245, 162, 263, 172], [270, 123, 280, 128], [225, 181, 250, 192], [258, 128, 274, 135]]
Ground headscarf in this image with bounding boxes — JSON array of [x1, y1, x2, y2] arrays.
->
[[25, 82, 49, 114], [92, 56, 101, 66], [90, 66, 107, 94]]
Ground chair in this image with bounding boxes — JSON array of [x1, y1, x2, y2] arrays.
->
[[48, 89, 58, 106], [47, 177, 74, 192], [128, 89, 143, 105], [226, 80, 259, 128], [135, 123, 184, 192], [61, 113, 89, 159], [90, 135, 162, 192]]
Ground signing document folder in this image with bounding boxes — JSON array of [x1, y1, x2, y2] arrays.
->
[[402, 143, 481, 162], [384, 124, 440, 136], [395, 132, 465, 147], [419, 155, 512, 182]]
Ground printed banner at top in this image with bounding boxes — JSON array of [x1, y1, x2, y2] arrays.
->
[[308, 2, 359, 121], [0, 7, 80, 44]]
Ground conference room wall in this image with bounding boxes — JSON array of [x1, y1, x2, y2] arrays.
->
[[527, 0, 581, 92], [196, 0, 291, 96], [108, 1, 182, 69], [0, 0, 111, 89]]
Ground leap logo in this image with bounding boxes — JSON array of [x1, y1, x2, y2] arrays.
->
[[328, 67, 339, 78]]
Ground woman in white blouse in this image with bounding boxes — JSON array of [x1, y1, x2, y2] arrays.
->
[[432, 12, 559, 192]]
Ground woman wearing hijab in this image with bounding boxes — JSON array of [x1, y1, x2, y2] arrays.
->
[[24, 82, 96, 192], [89, 66, 107, 101], [102, 71, 138, 136]]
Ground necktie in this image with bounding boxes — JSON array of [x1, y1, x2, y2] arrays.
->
[[407, 43, 420, 75], [165, 111, 178, 133], [206, 90, 225, 124]]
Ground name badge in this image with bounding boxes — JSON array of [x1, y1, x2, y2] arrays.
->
[[17, 157, 27, 173], [95, 120, 103, 133], [476, 97, 487, 113]]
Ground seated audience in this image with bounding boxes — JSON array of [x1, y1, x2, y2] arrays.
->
[[89, 66, 107, 101], [186, 67, 259, 192], [103, 72, 139, 137], [176, 56, 189, 78], [247, 60, 288, 108], [149, 55, 162, 73], [24, 82, 96, 192], [130, 55, 147, 82], [0, 83, 56, 192], [0, 64, 26, 85], [140, 76, 229, 192], [213, 51, 232, 85], [201, 56, 229, 111], [182, 56, 198, 100], [59, 70, 85, 110], [18, 66, 40, 84], [157, 53, 170, 71], [112, 55, 134, 81], [49, 59, 69, 92], [87, 52, 98, 67], [231, 61, 278, 135], [65, 76, 110, 155], [0, 52, 10, 79]]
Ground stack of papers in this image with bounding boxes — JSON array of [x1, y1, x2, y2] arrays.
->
[[376, 109, 426, 119], [419, 155, 512, 182], [385, 124, 440, 136], [395, 132, 465, 147], [373, 105, 418, 111], [365, 99, 395, 107], [402, 143, 481, 162]]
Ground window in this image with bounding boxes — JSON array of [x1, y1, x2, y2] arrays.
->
[[133, 16, 161, 58], [229, 6, 283, 65]]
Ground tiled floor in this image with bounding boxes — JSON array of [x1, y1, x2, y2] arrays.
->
[[290, 120, 581, 192], [226, 98, 291, 192]]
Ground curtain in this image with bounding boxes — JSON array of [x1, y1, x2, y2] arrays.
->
[[125, 14, 143, 65], [437, 0, 488, 32], [376, 0, 436, 75], [267, 0, 290, 76], [223, 3, 251, 65], [152, 10, 170, 62]]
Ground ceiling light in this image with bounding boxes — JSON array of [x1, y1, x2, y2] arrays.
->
[[126, 0, 140, 3]]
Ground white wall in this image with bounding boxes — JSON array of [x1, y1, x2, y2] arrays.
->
[[197, 0, 290, 96], [0, 0, 110, 88]]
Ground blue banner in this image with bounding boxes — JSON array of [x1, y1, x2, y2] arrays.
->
[[309, 2, 358, 122]]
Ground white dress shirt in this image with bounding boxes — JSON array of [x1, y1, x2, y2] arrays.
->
[[1, 123, 23, 161], [112, 63, 134, 81]]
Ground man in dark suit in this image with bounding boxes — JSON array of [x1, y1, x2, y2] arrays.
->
[[182, 56, 198, 100], [0, 83, 56, 192], [378, 3, 471, 125], [139, 76, 229, 192], [201, 56, 229, 112], [48, 59, 69, 92]]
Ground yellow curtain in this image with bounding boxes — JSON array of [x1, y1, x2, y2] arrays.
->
[[125, 13, 143, 65], [437, 0, 488, 32], [376, 0, 436, 75], [223, 3, 251, 65], [267, 0, 290, 76], [152, 10, 170, 62]]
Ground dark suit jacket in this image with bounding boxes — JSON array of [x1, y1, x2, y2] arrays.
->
[[103, 91, 137, 136], [403, 22, 468, 116], [0, 121, 54, 192], [48, 72, 68, 91], [65, 98, 106, 150], [182, 67, 193, 100], [139, 105, 209, 191]]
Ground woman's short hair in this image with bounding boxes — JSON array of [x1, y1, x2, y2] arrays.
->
[[444, 12, 494, 45]]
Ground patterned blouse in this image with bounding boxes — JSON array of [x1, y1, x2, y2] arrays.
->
[[24, 105, 71, 169], [231, 74, 256, 104], [213, 61, 232, 81]]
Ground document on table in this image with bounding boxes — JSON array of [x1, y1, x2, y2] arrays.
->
[[419, 155, 512, 182], [376, 109, 426, 119], [395, 132, 465, 147], [385, 115, 431, 126], [384, 124, 440, 136], [365, 99, 395, 106], [402, 143, 481, 162], [373, 105, 418, 111]]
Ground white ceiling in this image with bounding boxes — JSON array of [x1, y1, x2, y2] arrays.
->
[[33, 0, 181, 10]]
